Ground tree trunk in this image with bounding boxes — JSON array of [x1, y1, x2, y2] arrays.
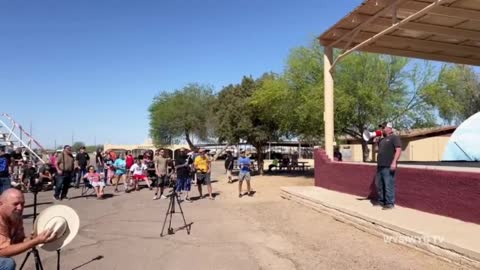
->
[[254, 144, 264, 175], [184, 130, 196, 150], [361, 140, 371, 162]]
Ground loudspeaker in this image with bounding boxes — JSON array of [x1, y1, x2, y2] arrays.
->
[[363, 130, 382, 141]]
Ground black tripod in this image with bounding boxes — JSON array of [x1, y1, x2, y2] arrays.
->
[[160, 189, 192, 236], [19, 190, 62, 270], [19, 191, 44, 270]]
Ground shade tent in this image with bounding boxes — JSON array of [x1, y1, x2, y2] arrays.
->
[[318, 0, 480, 158], [443, 111, 480, 161]]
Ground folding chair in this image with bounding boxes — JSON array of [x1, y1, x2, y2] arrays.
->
[[81, 179, 96, 199]]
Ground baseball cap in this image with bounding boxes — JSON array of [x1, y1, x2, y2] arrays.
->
[[380, 122, 393, 128]]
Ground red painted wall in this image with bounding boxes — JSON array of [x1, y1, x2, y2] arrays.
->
[[314, 149, 480, 224]]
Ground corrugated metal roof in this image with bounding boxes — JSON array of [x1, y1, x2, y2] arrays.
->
[[319, 0, 480, 66]]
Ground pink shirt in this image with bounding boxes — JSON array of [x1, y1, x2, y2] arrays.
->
[[84, 172, 101, 183]]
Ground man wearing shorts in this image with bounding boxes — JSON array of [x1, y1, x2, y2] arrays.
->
[[238, 151, 253, 198], [194, 149, 213, 200], [153, 149, 172, 200]]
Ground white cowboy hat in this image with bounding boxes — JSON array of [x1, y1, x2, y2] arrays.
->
[[34, 205, 80, 252]]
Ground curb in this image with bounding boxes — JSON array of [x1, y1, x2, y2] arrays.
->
[[281, 187, 480, 270]]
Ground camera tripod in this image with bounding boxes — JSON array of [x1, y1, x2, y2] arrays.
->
[[19, 190, 62, 270], [160, 189, 192, 237]]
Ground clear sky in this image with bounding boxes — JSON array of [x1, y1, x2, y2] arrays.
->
[[0, 0, 362, 148]]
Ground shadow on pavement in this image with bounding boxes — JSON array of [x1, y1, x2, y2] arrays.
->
[[71, 255, 104, 270]]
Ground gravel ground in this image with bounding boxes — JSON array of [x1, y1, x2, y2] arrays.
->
[[14, 161, 469, 270]]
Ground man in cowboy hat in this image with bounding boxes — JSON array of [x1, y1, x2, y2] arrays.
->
[[0, 189, 56, 269]]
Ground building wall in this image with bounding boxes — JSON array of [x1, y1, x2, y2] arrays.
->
[[314, 149, 480, 224], [404, 135, 451, 161], [339, 134, 452, 162]]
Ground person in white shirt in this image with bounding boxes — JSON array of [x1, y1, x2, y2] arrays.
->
[[129, 157, 152, 192]]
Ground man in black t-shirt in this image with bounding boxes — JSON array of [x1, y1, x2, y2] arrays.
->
[[0, 147, 12, 194], [74, 147, 90, 188], [375, 122, 402, 210], [224, 151, 234, 183], [174, 148, 193, 201]]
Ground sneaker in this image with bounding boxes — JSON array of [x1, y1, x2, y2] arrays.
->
[[185, 197, 192, 202], [382, 205, 395, 210], [53, 196, 60, 201], [160, 195, 168, 199], [248, 192, 254, 197], [153, 195, 159, 200]]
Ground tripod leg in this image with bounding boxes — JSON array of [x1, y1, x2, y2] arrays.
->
[[160, 194, 173, 236], [57, 249, 61, 270], [175, 193, 191, 234], [32, 248, 44, 270], [19, 250, 32, 270], [167, 195, 175, 234]]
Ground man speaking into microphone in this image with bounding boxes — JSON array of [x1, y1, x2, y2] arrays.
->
[[375, 122, 402, 210]]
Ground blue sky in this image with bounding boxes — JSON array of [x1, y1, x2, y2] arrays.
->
[[2, 0, 363, 148]]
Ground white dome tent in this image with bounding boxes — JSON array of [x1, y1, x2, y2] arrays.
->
[[443, 112, 480, 161]]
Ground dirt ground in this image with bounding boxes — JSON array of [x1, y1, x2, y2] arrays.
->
[[14, 161, 469, 270]]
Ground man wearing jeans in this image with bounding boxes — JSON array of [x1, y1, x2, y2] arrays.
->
[[375, 122, 402, 210], [54, 145, 75, 201], [0, 189, 55, 270], [0, 147, 12, 195], [74, 147, 90, 188]]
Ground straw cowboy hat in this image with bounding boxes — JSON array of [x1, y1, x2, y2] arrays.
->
[[34, 205, 80, 251]]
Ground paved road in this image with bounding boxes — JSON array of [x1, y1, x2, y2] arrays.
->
[[15, 162, 468, 270]]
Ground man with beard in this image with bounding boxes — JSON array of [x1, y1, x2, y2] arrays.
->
[[0, 189, 56, 269]]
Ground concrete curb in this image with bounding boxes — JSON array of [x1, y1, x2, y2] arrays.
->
[[281, 187, 480, 270]]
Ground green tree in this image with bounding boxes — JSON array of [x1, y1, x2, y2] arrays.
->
[[214, 75, 280, 174], [283, 43, 325, 142], [334, 54, 442, 161], [424, 64, 480, 124], [149, 83, 214, 149], [72, 141, 86, 152]]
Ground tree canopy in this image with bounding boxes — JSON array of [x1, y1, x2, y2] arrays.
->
[[148, 39, 479, 163], [149, 83, 214, 149]]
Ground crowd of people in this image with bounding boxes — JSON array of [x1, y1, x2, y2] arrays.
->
[[0, 144, 257, 202], [0, 144, 256, 270]]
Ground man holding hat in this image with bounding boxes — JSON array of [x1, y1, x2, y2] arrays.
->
[[375, 122, 402, 210], [0, 189, 56, 269]]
